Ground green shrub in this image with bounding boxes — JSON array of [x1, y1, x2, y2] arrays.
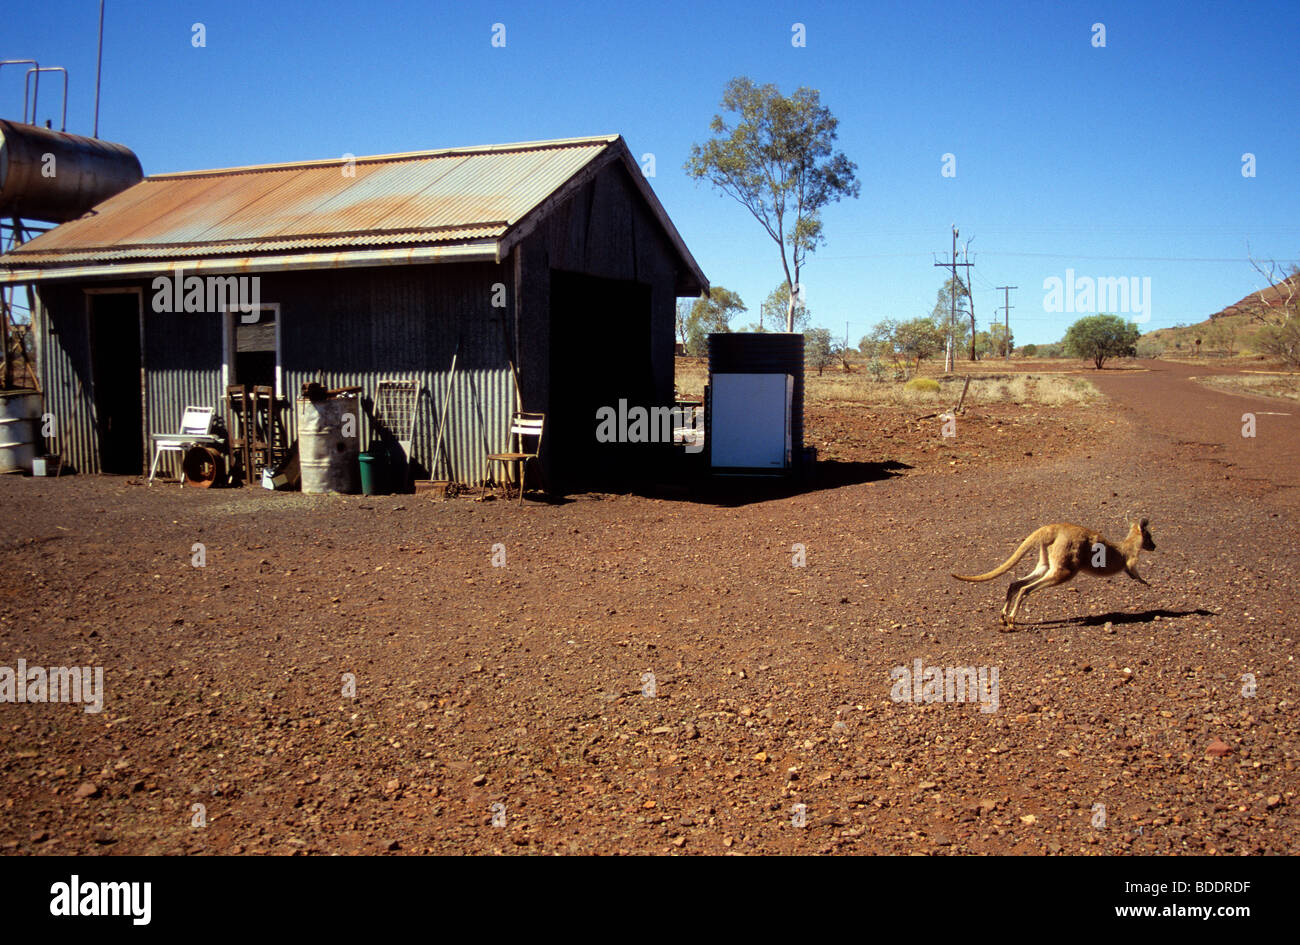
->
[[904, 377, 941, 393], [1021, 343, 1038, 357]]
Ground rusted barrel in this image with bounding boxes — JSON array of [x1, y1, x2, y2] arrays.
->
[[0, 389, 42, 473], [297, 393, 360, 494], [182, 445, 225, 487]]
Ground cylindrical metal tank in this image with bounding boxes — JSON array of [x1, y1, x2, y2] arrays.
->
[[297, 394, 360, 494], [707, 332, 805, 464], [0, 119, 143, 223], [0, 388, 42, 473]]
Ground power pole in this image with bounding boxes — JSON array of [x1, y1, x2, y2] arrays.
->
[[934, 225, 973, 372], [94, 0, 105, 138], [962, 241, 975, 361], [996, 285, 1017, 360]]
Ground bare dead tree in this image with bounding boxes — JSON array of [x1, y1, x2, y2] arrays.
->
[[1246, 251, 1300, 365]]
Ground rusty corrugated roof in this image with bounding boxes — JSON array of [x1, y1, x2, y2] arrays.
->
[[8, 136, 612, 262], [0, 133, 708, 296]]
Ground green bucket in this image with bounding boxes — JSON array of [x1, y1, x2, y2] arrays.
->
[[359, 450, 390, 495]]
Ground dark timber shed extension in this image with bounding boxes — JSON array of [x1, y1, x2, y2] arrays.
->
[[0, 134, 708, 492]]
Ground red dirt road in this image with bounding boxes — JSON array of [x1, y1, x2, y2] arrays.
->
[[0, 360, 1295, 855]]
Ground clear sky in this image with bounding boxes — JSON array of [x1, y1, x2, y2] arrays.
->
[[5, 0, 1297, 344]]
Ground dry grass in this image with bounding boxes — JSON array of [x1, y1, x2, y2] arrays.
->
[[807, 372, 1099, 407], [1190, 372, 1300, 403], [674, 357, 1100, 408], [674, 358, 709, 399]]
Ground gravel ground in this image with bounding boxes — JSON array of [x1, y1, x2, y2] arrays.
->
[[0, 359, 1295, 855]]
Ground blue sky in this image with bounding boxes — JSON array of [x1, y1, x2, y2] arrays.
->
[[6, 0, 1298, 344]]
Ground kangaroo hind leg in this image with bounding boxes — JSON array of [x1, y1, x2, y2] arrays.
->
[[1002, 546, 1049, 627], [1006, 567, 1072, 625]]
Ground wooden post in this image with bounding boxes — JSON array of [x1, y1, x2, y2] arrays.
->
[[954, 375, 971, 414]]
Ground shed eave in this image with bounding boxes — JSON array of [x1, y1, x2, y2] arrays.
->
[[0, 242, 501, 284]]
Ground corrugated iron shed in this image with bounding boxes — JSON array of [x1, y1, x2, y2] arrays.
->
[[15, 133, 707, 489], [0, 134, 707, 296]]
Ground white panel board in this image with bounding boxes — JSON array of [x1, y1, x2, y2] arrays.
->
[[711, 373, 791, 468]]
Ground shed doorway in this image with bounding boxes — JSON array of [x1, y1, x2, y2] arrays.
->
[[88, 291, 143, 474], [548, 270, 654, 491]]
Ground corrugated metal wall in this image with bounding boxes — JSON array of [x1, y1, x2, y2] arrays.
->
[[34, 284, 100, 473], [143, 306, 223, 466], [281, 365, 514, 485], [35, 263, 519, 484], [274, 263, 517, 485]]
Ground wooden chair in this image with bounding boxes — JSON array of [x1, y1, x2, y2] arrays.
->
[[225, 385, 285, 485], [148, 405, 218, 486], [249, 385, 283, 476], [486, 412, 545, 505], [225, 385, 251, 483]]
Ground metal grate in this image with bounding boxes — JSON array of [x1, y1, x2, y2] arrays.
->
[[374, 378, 421, 451]]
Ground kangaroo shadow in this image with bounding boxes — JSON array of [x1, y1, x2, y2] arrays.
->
[[1027, 608, 1216, 628]]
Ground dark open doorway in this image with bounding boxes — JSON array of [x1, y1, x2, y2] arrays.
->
[[548, 270, 655, 492], [89, 292, 143, 474]]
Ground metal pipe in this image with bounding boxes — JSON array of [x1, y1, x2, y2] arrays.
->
[[25, 69, 36, 124], [94, 0, 105, 137], [24, 67, 68, 131]]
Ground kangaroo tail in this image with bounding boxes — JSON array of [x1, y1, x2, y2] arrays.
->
[[951, 531, 1039, 582]]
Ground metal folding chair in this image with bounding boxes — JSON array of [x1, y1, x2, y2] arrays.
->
[[485, 412, 544, 505]]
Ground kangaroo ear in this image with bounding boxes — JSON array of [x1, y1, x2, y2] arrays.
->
[[1139, 517, 1149, 528]]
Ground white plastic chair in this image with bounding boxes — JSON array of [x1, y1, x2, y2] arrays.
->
[[148, 405, 218, 487]]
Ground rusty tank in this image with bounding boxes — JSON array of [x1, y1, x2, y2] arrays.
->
[[0, 119, 142, 223]]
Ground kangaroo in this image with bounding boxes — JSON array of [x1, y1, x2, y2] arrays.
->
[[952, 519, 1155, 627]]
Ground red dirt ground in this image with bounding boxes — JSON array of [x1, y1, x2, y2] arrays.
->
[[0, 359, 1295, 854]]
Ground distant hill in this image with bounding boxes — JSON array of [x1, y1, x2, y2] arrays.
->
[[1212, 277, 1296, 321], [1140, 273, 1297, 357]]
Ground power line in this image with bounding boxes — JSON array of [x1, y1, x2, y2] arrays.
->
[[952, 252, 1274, 264], [790, 251, 1292, 264]]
